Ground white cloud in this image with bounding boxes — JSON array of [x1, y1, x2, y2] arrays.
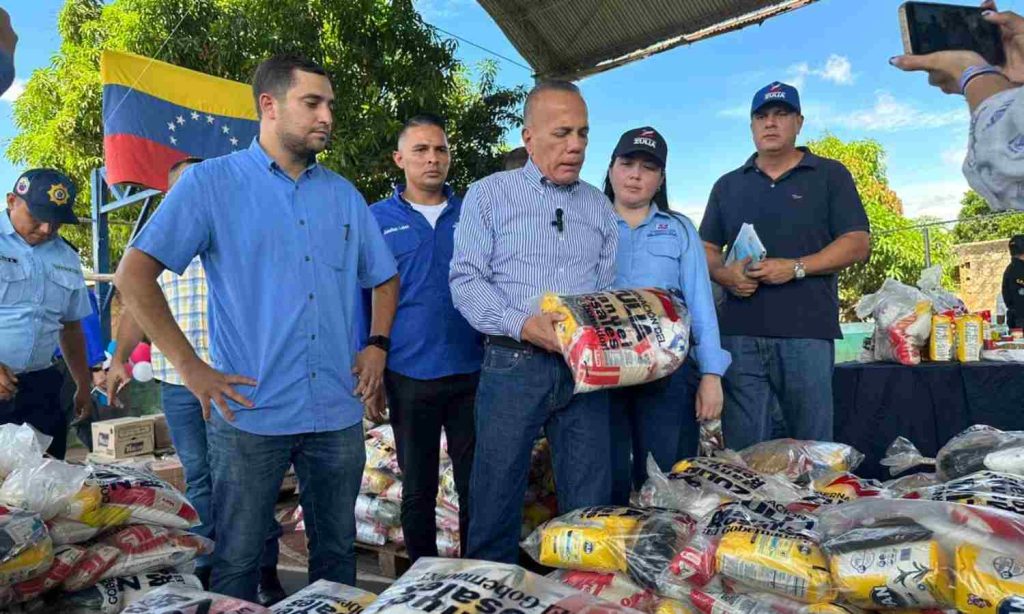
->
[[894, 179, 971, 221], [788, 54, 854, 87], [941, 144, 967, 168], [1, 78, 25, 104], [830, 91, 966, 132]]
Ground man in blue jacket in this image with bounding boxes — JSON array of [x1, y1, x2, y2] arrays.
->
[[369, 114, 482, 561]]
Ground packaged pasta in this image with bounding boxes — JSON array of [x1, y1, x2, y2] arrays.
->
[[956, 314, 984, 362], [270, 579, 377, 614], [714, 522, 834, 603], [540, 288, 691, 393], [828, 535, 952, 609], [954, 543, 1024, 614]]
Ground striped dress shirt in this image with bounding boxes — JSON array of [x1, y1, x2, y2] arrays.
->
[[151, 256, 211, 385], [450, 158, 619, 340]]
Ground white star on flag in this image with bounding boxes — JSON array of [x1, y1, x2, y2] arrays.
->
[[230, 136, 239, 146], [170, 136, 177, 145], [206, 115, 215, 124], [167, 122, 176, 132], [176, 115, 186, 125], [191, 111, 200, 120], [222, 125, 230, 134]]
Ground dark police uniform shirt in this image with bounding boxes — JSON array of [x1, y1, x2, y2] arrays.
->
[[699, 148, 869, 340], [1002, 258, 1024, 328]]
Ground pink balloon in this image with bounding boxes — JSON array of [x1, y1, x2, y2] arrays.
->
[[129, 343, 151, 365]]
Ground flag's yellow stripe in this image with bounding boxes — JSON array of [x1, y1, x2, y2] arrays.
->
[[100, 50, 257, 121]]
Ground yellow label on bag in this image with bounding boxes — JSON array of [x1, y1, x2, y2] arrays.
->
[[0, 541, 54, 585], [955, 543, 1024, 613], [654, 598, 695, 614], [539, 525, 629, 572], [541, 293, 578, 346], [715, 524, 834, 603], [830, 540, 953, 609]]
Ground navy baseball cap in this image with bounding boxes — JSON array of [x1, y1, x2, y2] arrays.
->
[[751, 81, 801, 115], [611, 126, 668, 168], [11, 169, 79, 225]]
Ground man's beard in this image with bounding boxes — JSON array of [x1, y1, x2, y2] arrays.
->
[[279, 126, 329, 161]]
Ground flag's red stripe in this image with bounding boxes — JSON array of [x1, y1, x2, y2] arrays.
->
[[104, 134, 186, 192]]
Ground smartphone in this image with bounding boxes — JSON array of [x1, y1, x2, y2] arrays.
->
[[899, 2, 1005, 66]]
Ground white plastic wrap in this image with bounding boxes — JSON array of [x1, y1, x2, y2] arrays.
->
[[59, 570, 203, 613], [270, 579, 377, 613], [0, 459, 91, 521], [0, 424, 51, 478], [855, 279, 932, 365], [120, 585, 269, 613]]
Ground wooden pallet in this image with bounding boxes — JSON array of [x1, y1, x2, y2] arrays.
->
[[355, 541, 410, 579]]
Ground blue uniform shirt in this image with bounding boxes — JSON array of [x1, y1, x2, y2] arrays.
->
[[53, 288, 106, 368], [131, 139, 398, 435], [0, 213, 92, 373], [614, 207, 732, 377], [370, 185, 482, 379]]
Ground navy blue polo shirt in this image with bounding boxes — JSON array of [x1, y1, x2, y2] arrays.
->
[[369, 185, 483, 379], [699, 148, 869, 340]]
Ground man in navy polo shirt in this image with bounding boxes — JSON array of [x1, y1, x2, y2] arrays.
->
[[368, 114, 481, 561], [699, 81, 870, 451], [114, 54, 399, 601]]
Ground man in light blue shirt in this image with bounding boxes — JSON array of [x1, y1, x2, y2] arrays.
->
[[450, 81, 619, 563], [115, 55, 399, 602], [0, 168, 93, 459]]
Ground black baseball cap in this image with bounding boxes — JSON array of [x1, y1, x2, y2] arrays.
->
[[11, 169, 79, 225], [1010, 234, 1024, 255], [611, 126, 667, 168]]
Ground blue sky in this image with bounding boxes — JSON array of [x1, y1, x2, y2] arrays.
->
[[1, 0, 980, 224]]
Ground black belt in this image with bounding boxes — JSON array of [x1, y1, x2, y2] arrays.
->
[[485, 335, 535, 351]]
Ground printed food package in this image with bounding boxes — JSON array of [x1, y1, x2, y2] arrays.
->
[[954, 543, 1024, 613], [929, 313, 955, 361], [4, 544, 85, 604], [809, 473, 885, 505], [540, 288, 691, 393], [361, 557, 644, 614], [736, 440, 865, 482], [548, 570, 660, 613], [881, 425, 1024, 480], [0, 508, 53, 586], [119, 585, 269, 613], [58, 570, 203, 614], [522, 506, 695, 590], [0, 459, 91, 521], [956, 314, 984, 362], [356, 495, 401, 528], [270, 579, 377, 614], [902, 470, 1024, 515], [83, 464, 200, 530], [645, 457, 807, 516]]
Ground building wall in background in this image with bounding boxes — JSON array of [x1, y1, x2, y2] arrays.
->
[[957, 239, 1009, 314]]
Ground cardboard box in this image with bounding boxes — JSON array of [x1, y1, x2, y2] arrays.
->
[[91, 417, 155, 459], [149, 457, 186, 493], [142, 414, 173, 451]]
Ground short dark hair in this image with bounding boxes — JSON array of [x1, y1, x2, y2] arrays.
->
[[503, 147, 528, 170], [397, 113, 446, 147], [523, 80, 581, 126], [251, 54, 327, 117], [1011, 235, 1024, 256]]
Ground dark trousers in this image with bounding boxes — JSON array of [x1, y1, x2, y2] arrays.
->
[[384, 369, 478, 562], [0, 365, 67, 459]]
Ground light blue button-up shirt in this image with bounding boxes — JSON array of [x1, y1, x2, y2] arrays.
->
[[131, 139, 397, 435], [614, 206, 731, 377], [450, 159, 619, 340], [0, 213, 91, 374]]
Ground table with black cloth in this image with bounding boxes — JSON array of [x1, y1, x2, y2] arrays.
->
[[833, 361, 1024, 480]]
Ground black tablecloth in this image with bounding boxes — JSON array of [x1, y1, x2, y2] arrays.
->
[[833, 361, 1024, 480]]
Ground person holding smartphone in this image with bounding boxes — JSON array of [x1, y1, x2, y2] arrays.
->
[[892, 1, 1024, 211]]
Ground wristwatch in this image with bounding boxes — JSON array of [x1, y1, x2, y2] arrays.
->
[[366, 335, 391, 352], [793, 259, 806, 280]]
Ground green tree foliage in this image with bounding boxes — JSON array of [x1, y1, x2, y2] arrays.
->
[[806, 134, 956, 319], [951, 190, 1024, 244], [7, 0, 526, 264]]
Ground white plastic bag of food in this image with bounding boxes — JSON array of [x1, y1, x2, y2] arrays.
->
[[736, 440, 865, 482], [902, 470, 1024, 515], [855, 279, 932, 365], [548, 570, 660, 613], [59, 570, 203, 613], [270, 578, 377, 613], [0, 507, 53, 586], [540, 288, 691, 393], [882, 425, 1024, 480], [355, 495, 400, 528], [362, 557, 644, 614], [0, 424, 51, 478], [84, 464, 200, 529], [6, 544, 85, 604], [120, 585, 269, 613], [0, 459, 91, 521]]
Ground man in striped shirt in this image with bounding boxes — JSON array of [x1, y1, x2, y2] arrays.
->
[[450, 80, 619, 563]]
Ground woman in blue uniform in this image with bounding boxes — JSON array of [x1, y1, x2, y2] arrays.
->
[[605, 127, 731, 504]]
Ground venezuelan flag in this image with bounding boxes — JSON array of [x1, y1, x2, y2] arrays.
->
[[101, 50, 258, 191]]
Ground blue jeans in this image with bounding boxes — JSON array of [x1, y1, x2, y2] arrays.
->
[[609, 362, 699, 505], [467, 344, 613, 563], [720, 336, 834, 451], [205, 408, 364, 601], [159, 382, 281, 570]]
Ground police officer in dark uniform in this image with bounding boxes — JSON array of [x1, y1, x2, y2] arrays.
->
[[0, 169, 93, 458]]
